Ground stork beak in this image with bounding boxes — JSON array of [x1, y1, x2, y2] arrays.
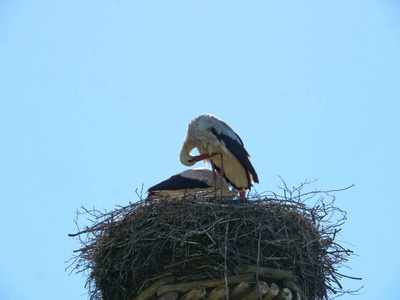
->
[[194, 154, 210, 162], [194, 153, 219, 162]]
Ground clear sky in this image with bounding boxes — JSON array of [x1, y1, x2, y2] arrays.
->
[[1, 1, 399, 299]]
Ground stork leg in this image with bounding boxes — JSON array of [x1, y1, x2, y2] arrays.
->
[[205, 153, 223, 198], [239, 190, 246, 198], [211, 160, 217, 198], [220, 153, 224, 198]]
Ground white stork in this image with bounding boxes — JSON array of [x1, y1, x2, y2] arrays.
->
[[179, 114, 259, 198], [147, 168, 236, 197]]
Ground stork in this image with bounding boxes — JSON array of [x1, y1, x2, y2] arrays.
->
[[147, 168, 236, 197], [179, 114, 258, 198]]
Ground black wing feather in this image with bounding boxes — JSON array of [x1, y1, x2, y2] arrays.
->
[[213, 164, 239, 190], [211, 127, 259, 189], [148, 174, 210, 195]]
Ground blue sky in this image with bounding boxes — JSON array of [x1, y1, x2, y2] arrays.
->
[[1, 1, 399, 299]]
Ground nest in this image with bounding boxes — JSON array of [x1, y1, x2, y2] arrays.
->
[[68, 182, 359, 300]]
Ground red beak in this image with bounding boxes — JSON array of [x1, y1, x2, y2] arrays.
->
[[194, 153, 219, 162]]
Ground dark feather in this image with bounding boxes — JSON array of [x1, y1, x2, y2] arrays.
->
[[211, 127, 259, 189], [148, 174, 210, 195], [212, 164, 239, 190]]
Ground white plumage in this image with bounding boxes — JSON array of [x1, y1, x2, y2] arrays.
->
[[179, 114, 258, 198]]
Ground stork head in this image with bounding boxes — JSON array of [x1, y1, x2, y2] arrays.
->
[[179, 140, 197, 166], [180, 156, 197, 166]]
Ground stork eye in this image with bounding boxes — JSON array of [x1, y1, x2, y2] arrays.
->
[[188, 159, 195, 163]]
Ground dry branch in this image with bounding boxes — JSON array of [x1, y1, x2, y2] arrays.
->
[[157, 274, 254, 296], [180, 287, 206, 300], [262, 283, 280, 300], [207, 285, 227, 300], [230, 282, 252, 300], [241, 281, 269, 300], [68, 180, 360, 300], [157, 292, 179, 300], [283, 279, 303, 299], [275, 288, 293, 300], [133, 275, 175, 300], [238, 265, 295, 281]]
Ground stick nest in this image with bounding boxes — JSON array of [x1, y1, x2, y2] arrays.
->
[[68, 182, 359, 300]]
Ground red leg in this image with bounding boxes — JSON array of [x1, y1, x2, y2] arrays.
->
[[220, 153, 224, 198], [211, 160, 217, 197], [240, 190, 246, 198]]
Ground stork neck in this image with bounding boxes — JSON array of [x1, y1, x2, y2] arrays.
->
[[179, 141, 196, 166]]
